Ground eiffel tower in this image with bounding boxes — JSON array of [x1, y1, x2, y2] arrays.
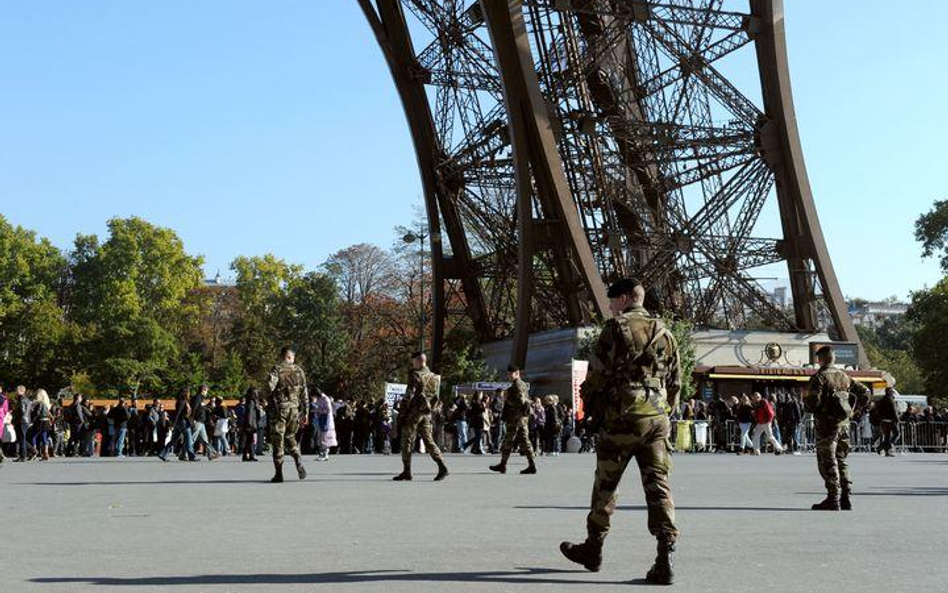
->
[[358, 0, 865, 369]]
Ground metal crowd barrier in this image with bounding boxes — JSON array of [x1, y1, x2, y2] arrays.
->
[[670, 418, 948, 454], [896, 422, 948, 453]]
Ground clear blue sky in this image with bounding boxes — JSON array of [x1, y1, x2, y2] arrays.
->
[[1, 1, 945, 301]]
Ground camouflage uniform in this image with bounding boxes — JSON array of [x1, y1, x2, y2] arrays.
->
[[581, 305, 680, 545], [805, 367, 869, 502], [267, 361, 308, 480], [499, 378, 535, 461], [396, 365, 448, 479], [561, 302, 681, 583]]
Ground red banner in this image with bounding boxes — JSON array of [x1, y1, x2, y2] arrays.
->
[[571, 359, 588, 421]]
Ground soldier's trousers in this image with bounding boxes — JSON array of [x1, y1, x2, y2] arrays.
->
[[269, 404, 302, 465], [400, 414, 443, 471], [816, 424, 851, 496], [500, 418, 534, 461], [587, 415, 678, 545]]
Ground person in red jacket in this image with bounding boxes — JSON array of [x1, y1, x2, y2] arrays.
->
[[751, 392, 784, 456]]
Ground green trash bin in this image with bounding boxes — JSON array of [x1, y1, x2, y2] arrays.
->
[[675, 420, 693, 452]]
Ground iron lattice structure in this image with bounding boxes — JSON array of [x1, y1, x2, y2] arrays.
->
[[358, 0, 865, 368]]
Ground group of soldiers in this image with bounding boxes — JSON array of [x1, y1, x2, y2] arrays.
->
[[262, 277, 872, 586]]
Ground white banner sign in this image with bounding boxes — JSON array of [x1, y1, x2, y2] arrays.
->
[[384, 383, 407, 407]]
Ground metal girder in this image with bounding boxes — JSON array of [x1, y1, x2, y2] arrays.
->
[[751, 0, 867, 366], [363, 0, 866, 369], [357, 0, 492, 369], [479, 0, 610, 367]]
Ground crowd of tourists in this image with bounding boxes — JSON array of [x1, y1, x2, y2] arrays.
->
[[0, 382, 582, 463], [671, 387, 948, 455], [2, 381, 945, 465]]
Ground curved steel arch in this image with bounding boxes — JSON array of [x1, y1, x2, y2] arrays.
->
[[360, 0, 866, 368]]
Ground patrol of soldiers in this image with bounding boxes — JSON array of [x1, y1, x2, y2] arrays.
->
[[233, 278, 884, 587], [8, 277, 899, 589]]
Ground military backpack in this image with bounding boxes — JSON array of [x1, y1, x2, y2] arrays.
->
[[606, 313, 673, 423], [820, 369, 854, 424]]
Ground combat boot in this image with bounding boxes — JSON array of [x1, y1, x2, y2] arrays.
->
[[295, 459, 307, 481], [811, 495, 840, 511], [840, 492, 852, 511], [645, 539, 675, 585], [559, 539, 602, 572], [392, 470, 413, 481], [270, 462, 284, 483], [434, 460, 449, 481], [520, 459, 537, 475], [490, 453, 509, 474]]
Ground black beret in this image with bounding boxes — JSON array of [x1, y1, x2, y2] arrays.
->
[[507, 364, 521, 373], [815, 345, 833, 357], [606, 277, 642, 298], [411, 351, 426, 359]]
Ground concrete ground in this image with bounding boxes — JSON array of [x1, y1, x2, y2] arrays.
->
[[2, 451, 945, 593]]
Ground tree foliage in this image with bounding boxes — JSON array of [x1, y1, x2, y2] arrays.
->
[[907, 200, 948, 406], [0, 215, 500, 402], [0, 215, 68, 389], [915, 199, 948, 274], [906, 279, 948, 403]]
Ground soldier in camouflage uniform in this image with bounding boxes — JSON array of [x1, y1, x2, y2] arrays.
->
[[266, 346, 308, 483], [392, 352, 449, 482], [560, 278, 681, 585], [488, 365, 537, 475], [805, 345, 870, 511]]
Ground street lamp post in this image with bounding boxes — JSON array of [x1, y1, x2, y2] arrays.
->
[[402, 227, 428, 353]]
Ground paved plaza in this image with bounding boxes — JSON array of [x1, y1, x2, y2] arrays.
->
[[2, 452, 945, 593]]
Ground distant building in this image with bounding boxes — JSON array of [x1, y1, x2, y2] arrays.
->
[[205, 271, 234, 288], [771, 286, 788, 309], [849, 300, 908, 328]]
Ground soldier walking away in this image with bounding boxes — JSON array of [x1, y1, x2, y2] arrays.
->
[[266, 346, 309, 483], [559, 278, 681, 585], [489, 365, 537, 475], [805, 345, 870, 511], [392, 352, 449, 482]]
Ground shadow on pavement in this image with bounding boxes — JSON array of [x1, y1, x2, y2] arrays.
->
[[516, 505, 810, 512], [22, 480, 271, 486], [33, 567, 635, 587], [856, 487, 948, 497]]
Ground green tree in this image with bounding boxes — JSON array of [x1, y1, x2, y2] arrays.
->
[[276, 272, 349, 393], [228, 254, 302, 382], [907, 279, 948, 403], [909, 201, 948, 405], [65, 217, 205, 394], [0, 215, 69, 389], [915, 199, 948, 273], [666, 317, 696, 402], [857, 325, 924, 394], [438, 327, 496, 400], [214, 351, 247, 396]]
